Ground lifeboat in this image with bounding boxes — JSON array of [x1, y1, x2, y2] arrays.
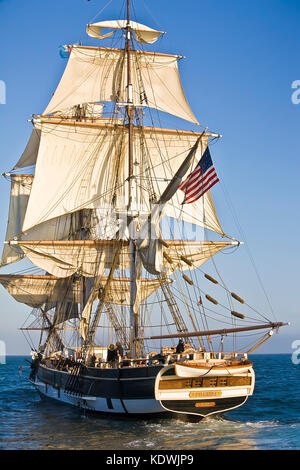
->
[[175, 360, 253, 377]]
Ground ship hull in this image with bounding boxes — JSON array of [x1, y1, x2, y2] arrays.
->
[[34, 364, 165, 415], [32, 363, 254, 418]]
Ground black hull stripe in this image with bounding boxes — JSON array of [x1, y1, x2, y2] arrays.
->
[[37, 365, 157, 399]]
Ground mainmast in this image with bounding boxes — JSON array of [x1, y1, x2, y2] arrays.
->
[[126, 0, 138, 358], [126, 0, 134, 193]]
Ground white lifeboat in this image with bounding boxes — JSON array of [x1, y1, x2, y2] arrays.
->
[[174, 360, 253, 377]]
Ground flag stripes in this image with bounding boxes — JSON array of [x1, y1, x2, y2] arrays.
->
[[179, 147, 219, 204]]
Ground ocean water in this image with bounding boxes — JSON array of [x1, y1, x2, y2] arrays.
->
[[0, 354, 299, 450]]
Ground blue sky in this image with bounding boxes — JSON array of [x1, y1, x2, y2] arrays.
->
[[0, 0, 299, 354]]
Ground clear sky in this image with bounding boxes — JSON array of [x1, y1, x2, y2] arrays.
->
[[0, 0, 299, 354]]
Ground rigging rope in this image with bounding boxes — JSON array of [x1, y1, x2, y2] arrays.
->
[[220, 179, 276, 322]]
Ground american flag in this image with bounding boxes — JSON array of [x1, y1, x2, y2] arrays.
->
[[179, 147, 219, 204]]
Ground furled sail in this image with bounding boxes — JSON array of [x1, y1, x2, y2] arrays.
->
[[50, 102, 104, 120], [21, 121, 223, 235], [0, 274, 81, 309], [14, 240, 235, 278], [43, 46, 198, 124], [0, 274, 163, 309], [16, 240, 129, 278], [1, 174, 33, 266], [86, 20, 164, 44]]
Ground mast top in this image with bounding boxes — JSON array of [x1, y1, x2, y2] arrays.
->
[[86, 20, 165, 44]]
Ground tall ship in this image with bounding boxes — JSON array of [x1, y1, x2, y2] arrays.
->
[[0, 1, 287, 419]]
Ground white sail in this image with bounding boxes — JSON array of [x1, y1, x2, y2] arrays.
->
[[21, 121, 223, 235], [141, 128, 223, 234], [13, 104, 105, 172], [15, 240, 235, 278], [164, 190, 223, 234], [164, 241, 237, 273], [0, 274, 81, 308], [43, 46, 198, 124], [22, 122, 126, 232], [1, 175, 33, 266], [1, 172, 95, 266], [21, 211, 87, 243], [0, 274, 163, 309], [13, 127, 41, 170], [16, 240, 128, 278], [86, 20, 164, 44]]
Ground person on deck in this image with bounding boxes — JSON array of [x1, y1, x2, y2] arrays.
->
[[176, 339, 185, 354], [89, 353, 97, 368], [116, 342, 124, 360], [107, 344, 118, 367], [66, 355, 75, 369], [96, 356, 103, 367]]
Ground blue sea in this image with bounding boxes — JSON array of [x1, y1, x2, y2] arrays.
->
[[0, 354, 299, 450]]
